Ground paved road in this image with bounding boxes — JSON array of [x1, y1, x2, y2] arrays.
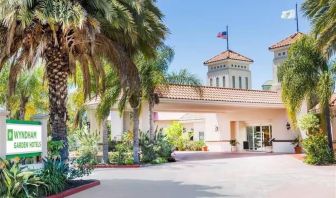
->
[[70, 152, 336, 198]]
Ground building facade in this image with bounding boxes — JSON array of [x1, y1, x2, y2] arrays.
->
[[86, 32, 335, 153]]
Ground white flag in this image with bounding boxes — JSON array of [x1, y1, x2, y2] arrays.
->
[[281, 9, 296, 19]]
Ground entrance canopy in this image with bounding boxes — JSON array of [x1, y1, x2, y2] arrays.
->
[[154, 84, 284, 113]]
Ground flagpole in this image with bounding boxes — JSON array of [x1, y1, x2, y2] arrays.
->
[[295, 3, 299, 32], [226, 25, 229, 50]]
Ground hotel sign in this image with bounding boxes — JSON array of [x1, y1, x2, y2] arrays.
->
[[6, 120, 42, 157]]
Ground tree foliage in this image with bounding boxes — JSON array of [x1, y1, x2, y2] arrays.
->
[[278, 35, 334, 128], [302, 0, 336, 56]]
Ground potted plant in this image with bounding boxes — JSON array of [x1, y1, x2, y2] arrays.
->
[[292, 136, 302, 154], [263, 138, 273, 153], [202, 144, 208, 152], [229, 140, 239, 152]]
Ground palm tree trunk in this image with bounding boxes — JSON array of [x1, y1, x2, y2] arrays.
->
[[325, 106, 333, 151], [19, 96, 28, 120], [132, 107, 140, 164], [149, 99, 155, 141], [45, 44, 69, 161], [102, 119, 109, 164]]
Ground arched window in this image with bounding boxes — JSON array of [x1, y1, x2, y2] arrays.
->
[[216, 77, 219, 87], [210, 78, 213, 86]]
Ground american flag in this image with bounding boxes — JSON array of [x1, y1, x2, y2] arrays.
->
[[217, 31, 227, 39]]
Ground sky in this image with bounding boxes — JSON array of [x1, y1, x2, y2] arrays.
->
[[157, 0, 311, 90]]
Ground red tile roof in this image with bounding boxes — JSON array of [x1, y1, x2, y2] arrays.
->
[[204, 50, 253, 64], [155, 84, 283, 105], [269, 32, 304, 50]]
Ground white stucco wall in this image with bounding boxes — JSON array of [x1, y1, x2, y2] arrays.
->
[[110, 110, 123, 140], [204, 113, 231, 151], [271, 47, 289, 91], [86, 107, 103, 143]]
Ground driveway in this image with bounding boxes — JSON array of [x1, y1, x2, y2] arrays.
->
[[70, 152, 336, 198]]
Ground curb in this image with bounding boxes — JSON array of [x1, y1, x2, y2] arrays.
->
[[46, 180, 100, 198], [95, 164, 141, 168]]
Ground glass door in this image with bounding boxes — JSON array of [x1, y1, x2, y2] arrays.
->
[[254, 126, 263, 151], [246, 125, 272, 151]]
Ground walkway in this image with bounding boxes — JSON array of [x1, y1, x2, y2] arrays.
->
[[70, 152, 336, 198]]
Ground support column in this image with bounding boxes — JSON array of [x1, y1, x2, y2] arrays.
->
[[32, 114, 49, 158], [110, 110, 123, 140], [86, 107, 103, 142], [0, 108, 8, 158], [139, 102, 150, 133]]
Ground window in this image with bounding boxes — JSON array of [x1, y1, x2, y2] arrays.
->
[[210, 78, 213, 86], [239, 76, 242, 89], [282, 51, 286, 55], [245, 77, 248, 89], [199, 132, 205, 140], [278, 52, 281, 56], [223, 76, 226, 87], [216, 77, 219, 87], [232, 76, 236, 88]]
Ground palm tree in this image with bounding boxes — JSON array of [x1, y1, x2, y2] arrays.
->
[[138, 46, 174, 140], [278, 35, 335, 150], [96, 67, 125, 164], [0, 0, 166, 161], [302, 0, 336, 56], [166, 69, 202, 86]]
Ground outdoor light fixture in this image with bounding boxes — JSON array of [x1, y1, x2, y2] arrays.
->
[[215, 126, 219, 132], [286, 122, 291, 130]]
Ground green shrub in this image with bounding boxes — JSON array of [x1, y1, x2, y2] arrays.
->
[[151, 157, 168, 164], [38, 158, 68, 195], [0, 158, 45, 198], [108, 134, 134, 165], [77, 131, 100, 160], [47, 139, 64, 160], [186, 140, 206, 151], [139, 129, 174, 164], [165, 122, 194, 151], [66, 128, 99, 178], [298, 113, 320, 135], [70, 153, 96, 178], [302, 133, 334, 165]]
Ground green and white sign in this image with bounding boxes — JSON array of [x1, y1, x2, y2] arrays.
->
[[6, 120, 42, 157]]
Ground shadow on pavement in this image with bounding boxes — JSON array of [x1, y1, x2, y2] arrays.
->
[[73, 179, 235, 198]]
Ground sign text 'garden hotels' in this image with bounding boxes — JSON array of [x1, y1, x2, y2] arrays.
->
[[5, 120, 42, 159]]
